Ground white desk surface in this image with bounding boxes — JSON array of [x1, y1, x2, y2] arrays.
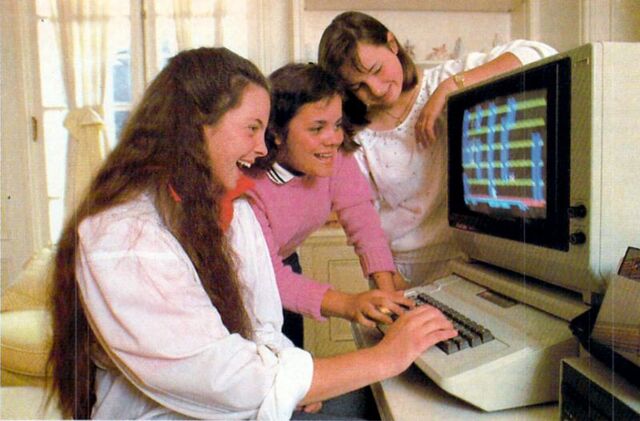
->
[[351, 324, 558, 421]]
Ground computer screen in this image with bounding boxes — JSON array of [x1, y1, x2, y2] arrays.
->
[[448, 58, 571, 252], [445, 43, 640, 301], [460, 88, 548, 220]]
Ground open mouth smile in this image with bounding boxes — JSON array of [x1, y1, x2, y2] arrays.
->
[[314, 152, 334, 161], [236, 159, 253, 169]]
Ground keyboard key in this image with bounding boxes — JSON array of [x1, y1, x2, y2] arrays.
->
[[459, 329, 483, 347], [454, 336, 469, 350], [437, 339, 460, 354], [468, 333, 484, 347], [479, 329, 494, 343]]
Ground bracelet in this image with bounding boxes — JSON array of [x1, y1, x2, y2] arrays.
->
[[453, 72, 465, 89]]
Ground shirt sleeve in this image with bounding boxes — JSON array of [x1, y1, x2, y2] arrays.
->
[[247, 190, 332, 321], [331, 152, 396, 276], [76, 210, 313, 420]]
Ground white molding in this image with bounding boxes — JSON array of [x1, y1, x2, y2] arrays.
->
[[1, 0, 49, 284], [304, 0, 521, 13], [526, 0, 541, 41], [23, 0, 49, 250], [581, 0, 612, 42], [255, 0, 269, 72], [292, 0, 305, 62]]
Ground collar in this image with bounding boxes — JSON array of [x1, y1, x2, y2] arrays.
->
[[266, 162, 298, 185], [168, 175, 255, 233], [219, 175, 255, 232]]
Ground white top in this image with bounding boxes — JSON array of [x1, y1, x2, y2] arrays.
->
[[353, 40, 558, 261], [76, 194, 313, 420]]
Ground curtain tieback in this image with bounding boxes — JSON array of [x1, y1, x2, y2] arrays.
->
[[63, 106, 105, 141]]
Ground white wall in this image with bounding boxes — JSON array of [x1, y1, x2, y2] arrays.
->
[[517, 0, 640, 53], [296, 9, 512, 63], [296, 1, 640, 64]]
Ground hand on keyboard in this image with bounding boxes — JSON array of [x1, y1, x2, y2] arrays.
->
[[413, 293, 495, 354], [346, 289, 415, 327], [377, 306, 458, 372]]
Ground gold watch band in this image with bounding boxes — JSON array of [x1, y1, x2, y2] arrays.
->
[[453, 72, 465, 89]]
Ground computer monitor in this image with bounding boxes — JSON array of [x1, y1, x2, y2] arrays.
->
[[447, 42, 640, 303]]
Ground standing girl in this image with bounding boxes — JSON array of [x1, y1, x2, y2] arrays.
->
[[48, 47, 455, 420], [318, 11, 557, 284]]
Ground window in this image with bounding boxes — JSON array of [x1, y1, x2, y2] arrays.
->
[[33, 0, 259, 243]]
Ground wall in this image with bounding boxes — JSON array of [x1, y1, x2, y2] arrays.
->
[[295, 0, 640, 65], [296, 8, 513, 64], [583, 0, 640, 43], [517, 0, 640, 53]]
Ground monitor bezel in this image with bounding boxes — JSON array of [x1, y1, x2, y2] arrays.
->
[[447, 57, 572, 251]]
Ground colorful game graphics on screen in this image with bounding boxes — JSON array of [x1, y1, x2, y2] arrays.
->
[[460, 89, 548, 220]]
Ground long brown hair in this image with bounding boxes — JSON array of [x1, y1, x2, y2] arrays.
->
[[48, 47, 268, 419], [318, 11, 418, 128]]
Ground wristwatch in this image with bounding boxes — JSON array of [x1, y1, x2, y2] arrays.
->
[[453, 72, 466, 89]]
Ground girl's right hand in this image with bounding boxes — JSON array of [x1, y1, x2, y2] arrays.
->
[[376, 305, 457, 374]]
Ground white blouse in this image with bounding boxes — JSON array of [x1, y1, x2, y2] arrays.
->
[[353, 40, 558, 260], [76, 194, 313, 419]]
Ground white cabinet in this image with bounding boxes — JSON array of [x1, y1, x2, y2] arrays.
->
[[298, 226, 370, 357]]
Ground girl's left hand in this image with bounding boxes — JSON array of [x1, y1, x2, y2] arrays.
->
[[348, 290, 414, 327]]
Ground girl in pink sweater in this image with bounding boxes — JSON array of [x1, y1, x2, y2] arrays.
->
[[246, 63, 409, 348]]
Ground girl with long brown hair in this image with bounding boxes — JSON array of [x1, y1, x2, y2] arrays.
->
[[48, 46, 456, 420]]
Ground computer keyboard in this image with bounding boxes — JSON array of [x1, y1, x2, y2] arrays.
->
[[410, 292, 495, 354], [383, 274, 579, 411]]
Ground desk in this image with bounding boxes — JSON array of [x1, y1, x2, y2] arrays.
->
[[351, 324, 558, 420]]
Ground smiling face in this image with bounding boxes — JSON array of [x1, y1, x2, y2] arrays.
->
[[204, 83, 270, 190], [279, 94, 344, 177], [339, 36, 404, 108]]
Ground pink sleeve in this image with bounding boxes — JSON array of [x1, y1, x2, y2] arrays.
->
[[331, 153, 396, 276], [246, 190, 332, 321]]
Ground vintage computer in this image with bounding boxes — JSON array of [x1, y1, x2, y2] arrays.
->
[[403, 42, 640, 411]]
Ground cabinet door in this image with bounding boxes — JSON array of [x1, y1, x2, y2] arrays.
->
[[298, 229, 370, 357]]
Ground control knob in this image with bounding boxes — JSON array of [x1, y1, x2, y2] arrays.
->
[[568, 205, 587, 218], [569, 232, 586, 245]]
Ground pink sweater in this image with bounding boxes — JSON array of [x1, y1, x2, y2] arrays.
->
[[246, 151, 395, 320]]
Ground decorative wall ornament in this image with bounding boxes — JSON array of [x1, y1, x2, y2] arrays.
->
[[403, 38, 416, 59], [425, 43, 449, 61]]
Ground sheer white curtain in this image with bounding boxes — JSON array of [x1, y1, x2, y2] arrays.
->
[[54, 0, 112, 218], [213, 0, 225, 48], [172, 0, 227, 52], [51, 0, 287, 219], [173, 0, 194, 50]]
